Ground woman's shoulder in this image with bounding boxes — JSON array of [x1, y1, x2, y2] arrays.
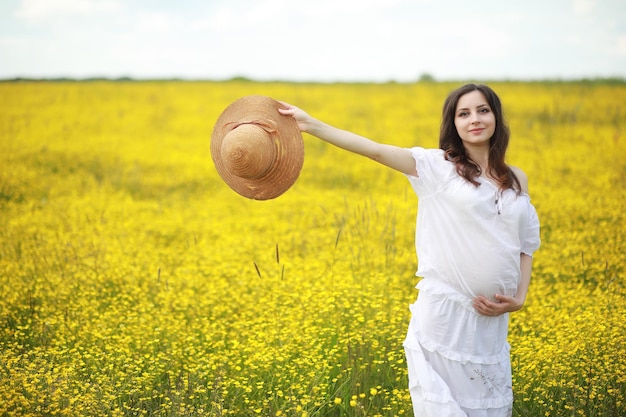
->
[[408, 147, 446, 160], [408, 147, 451, 171], [406, 147, 457, 188], [509, 166, 529, 194]]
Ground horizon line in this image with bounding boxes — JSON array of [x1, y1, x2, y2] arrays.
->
[[2, 75, 626, 84]]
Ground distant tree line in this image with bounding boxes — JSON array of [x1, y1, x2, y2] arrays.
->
[[1, 75, 624, 84]]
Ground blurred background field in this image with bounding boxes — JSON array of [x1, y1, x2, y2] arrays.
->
[[0, 81, 624, 416]]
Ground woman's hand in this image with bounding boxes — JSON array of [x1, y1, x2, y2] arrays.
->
[[277, 101, 314, 133], [472, 294, 524, 317]]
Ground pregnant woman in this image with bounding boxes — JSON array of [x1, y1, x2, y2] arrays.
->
[[279, 83, 541, 417]]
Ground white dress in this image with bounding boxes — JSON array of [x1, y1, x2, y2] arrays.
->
[[403, 147, 541, 417]]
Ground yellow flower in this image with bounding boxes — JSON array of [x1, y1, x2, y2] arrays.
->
[[1, 81, 624, 417]]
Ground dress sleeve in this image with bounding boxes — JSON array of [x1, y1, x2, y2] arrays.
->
[[520, 201, 541, 256], [405, 147, 447, 197]]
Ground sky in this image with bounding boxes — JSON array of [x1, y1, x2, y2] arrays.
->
[[1, 0, 625, 82]]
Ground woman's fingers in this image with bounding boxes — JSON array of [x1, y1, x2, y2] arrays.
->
[[473, 295, 505, 316], [473, 294, 524, 316]]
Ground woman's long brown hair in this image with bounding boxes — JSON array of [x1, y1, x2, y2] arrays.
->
[[439, 83, 521, 193]]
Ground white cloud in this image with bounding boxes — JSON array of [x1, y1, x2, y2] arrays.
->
[[15, 0, 122, 21], [191, 1, 298, 34], [614, 35, 626, 56], [572, 0, 597, 15], [134, 12, 177, 35], [0, 36, 29, 47], [299, 0, 405, 16]]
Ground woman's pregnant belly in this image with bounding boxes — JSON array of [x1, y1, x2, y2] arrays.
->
[[440, 246, 521, 301]]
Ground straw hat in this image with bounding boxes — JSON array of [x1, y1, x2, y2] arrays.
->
[[211, 95, 304, 200]]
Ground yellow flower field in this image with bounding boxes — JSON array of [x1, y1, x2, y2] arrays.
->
[[0, 81, 624, 416]]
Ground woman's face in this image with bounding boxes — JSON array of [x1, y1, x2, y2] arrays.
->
[[454, 90, 496, 149]]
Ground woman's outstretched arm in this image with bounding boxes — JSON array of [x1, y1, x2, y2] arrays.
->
[[278, 102, 417, 176]]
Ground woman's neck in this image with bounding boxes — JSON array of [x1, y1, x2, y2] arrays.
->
[[466, 147, 490, 174]]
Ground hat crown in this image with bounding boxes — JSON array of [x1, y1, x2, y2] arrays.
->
[[220, 123, 276, 179]]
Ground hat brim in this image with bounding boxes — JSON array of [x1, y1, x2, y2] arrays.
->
[[210, 95, 304, 200]]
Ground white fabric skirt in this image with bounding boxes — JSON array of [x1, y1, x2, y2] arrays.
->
[[403, 279, 513, 417]]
